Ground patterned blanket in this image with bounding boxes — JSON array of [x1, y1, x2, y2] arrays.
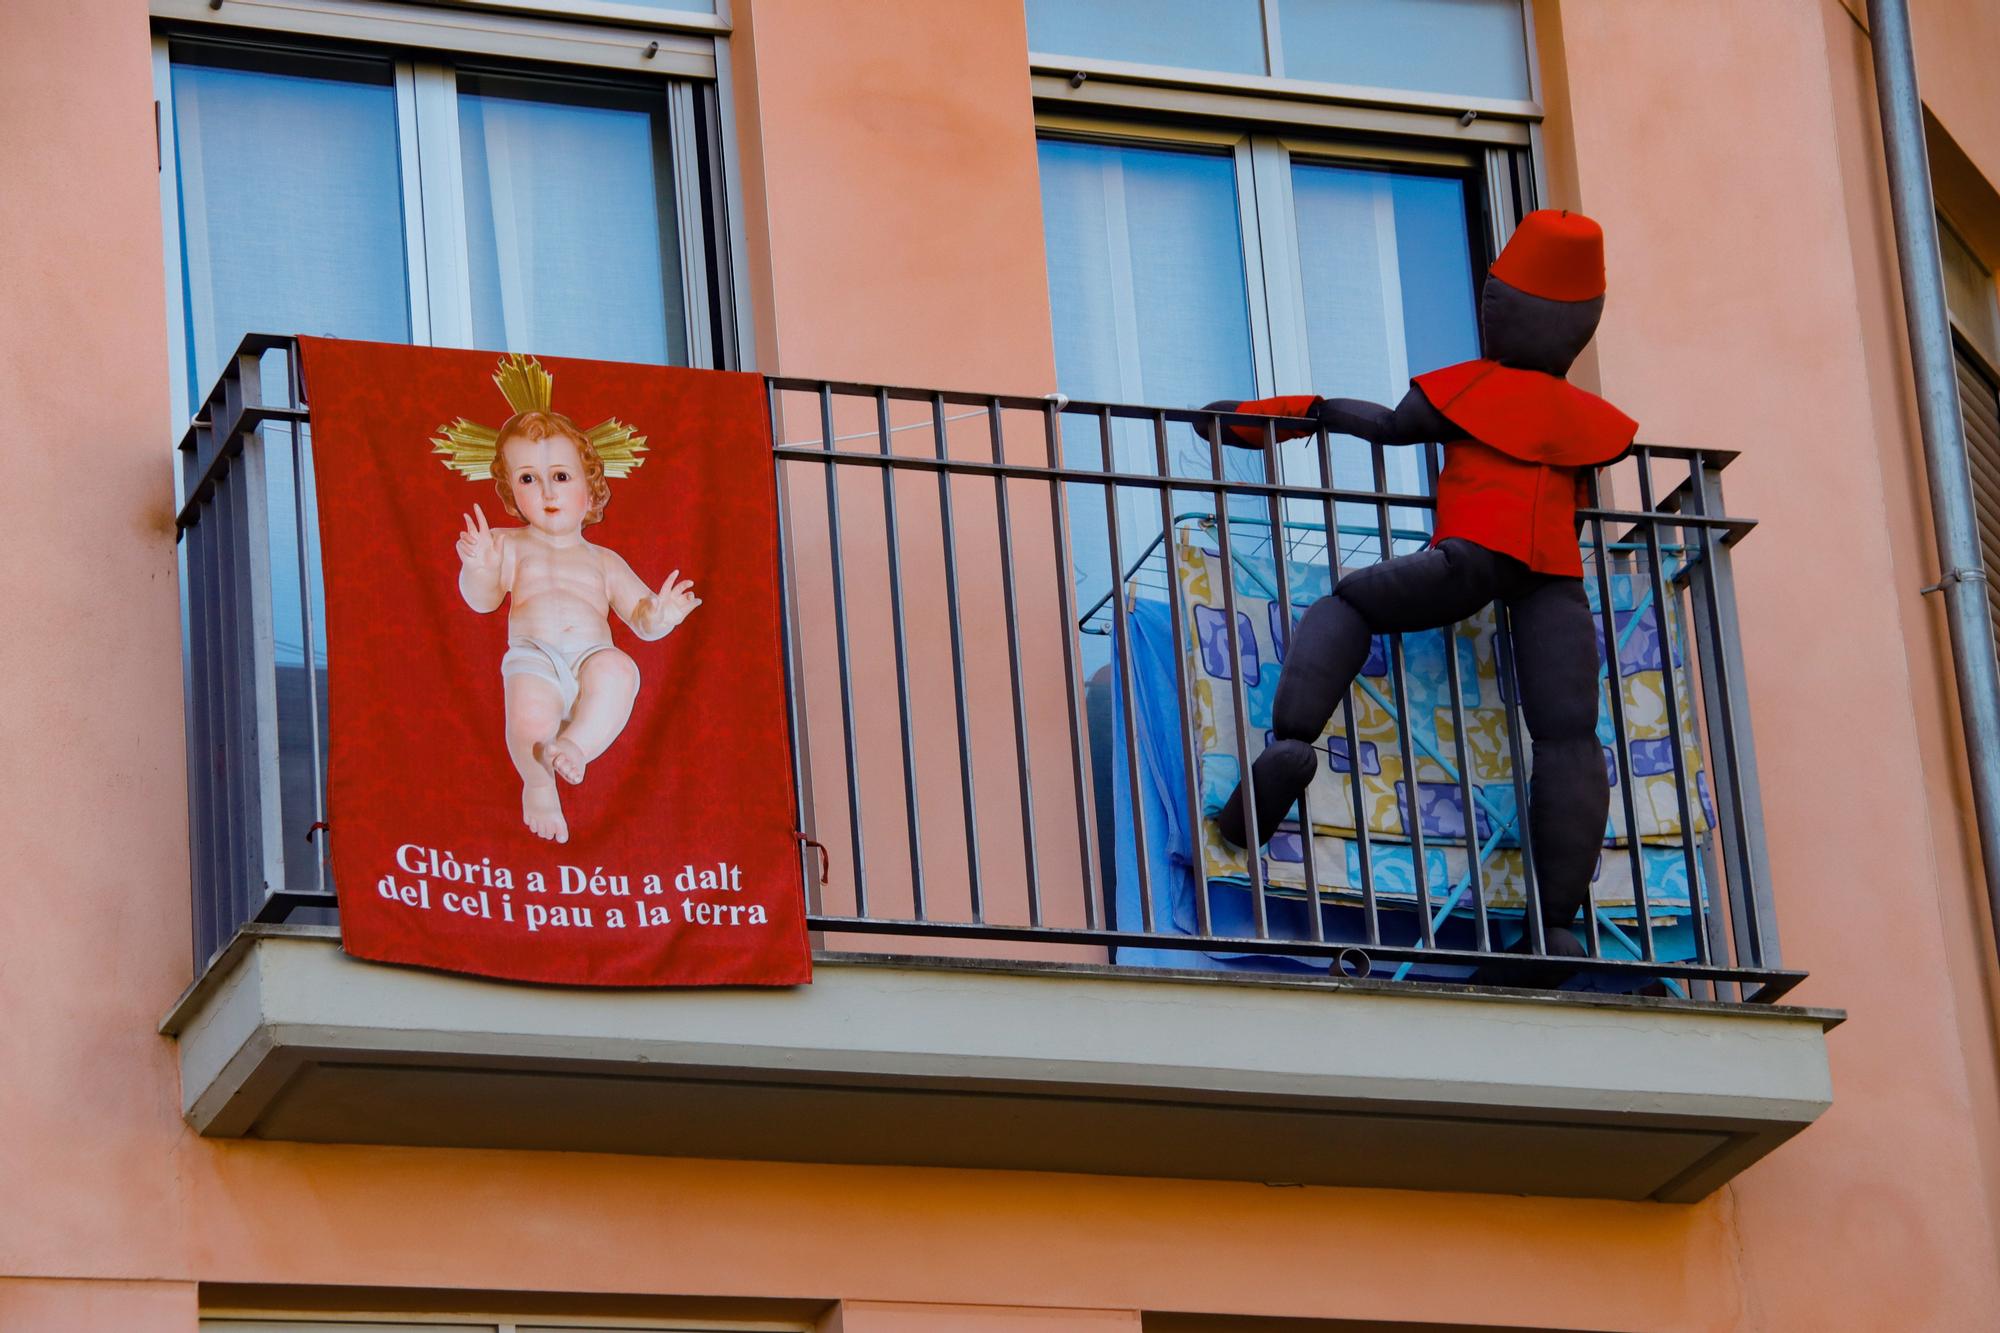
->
[[1172, 524, 1713, 924]]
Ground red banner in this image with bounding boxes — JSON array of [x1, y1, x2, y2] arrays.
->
[[299, 338, 810, 986]]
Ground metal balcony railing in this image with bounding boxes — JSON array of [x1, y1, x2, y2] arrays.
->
[[178, 336, 1802, 1001]]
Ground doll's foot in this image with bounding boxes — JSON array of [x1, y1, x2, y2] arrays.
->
[[522, 780, 568, 843], [537, 735, 587, 786], [1216, 739, 1319, 847]]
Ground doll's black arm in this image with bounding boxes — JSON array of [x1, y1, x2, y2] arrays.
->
[[1314, 386, 1455, 446]]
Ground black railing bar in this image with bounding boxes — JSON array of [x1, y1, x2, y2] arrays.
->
[[767, 378, 1323, 424], [988, 399, 1044, 927], [1429, 443, 1491, 952], [1265, 419, 1326, 943], [1044, 401, 1103, 929], [802, 913, 1804, 992], [1152, 411, 1212, 937], [176, 405, 314, 532], [186, 516, 220, 965], [816, 385, 870, 913], [774, 449, 1756, 538], [1208, 416, 1271, 937], [285, 412, 329, 902], [1586, 474, 1656, 963], [1690, 827, 1737, 1003], [1687, 453, 1770, 971], [875, 388, 928, 920], [228, 888, 1806, 997], [1100, 408, 1156, 932], [1373, 440, 1433, 948], [1634, 449, 1715, 969], [1318, 426, 1379, 945], [774, 446, 1435, 506], [931, 393, 986, 922], [765, 376, 1739, 461], [769, 385, 820, 911], [218, 493, 246, 953], [218, 464, 259, 937], [1496, 601, 1549, 956]]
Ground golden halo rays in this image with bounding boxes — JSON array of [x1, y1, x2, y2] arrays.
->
[[431, 353, 649, 480]]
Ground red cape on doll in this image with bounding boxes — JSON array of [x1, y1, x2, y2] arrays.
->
[[1412, 359, 1636, 466], [1415, 359, 1638, 577]]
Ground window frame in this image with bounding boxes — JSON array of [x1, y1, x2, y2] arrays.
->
[[152, 0, 753, 431]]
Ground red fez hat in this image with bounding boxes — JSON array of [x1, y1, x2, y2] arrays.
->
[[1489, 209, 1605, 302]]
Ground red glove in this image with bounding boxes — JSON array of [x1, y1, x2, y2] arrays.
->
[[1199, 394, 1324, 448]]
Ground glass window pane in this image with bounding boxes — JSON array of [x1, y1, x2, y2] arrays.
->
[[458, 71, 688, 365], [1290, 162, 1479, 549], [1277, 0, 1531, 100], [168, 41, 411, 408], [1026, 0, 1267, 76], [1038, 137, 1259, 662]]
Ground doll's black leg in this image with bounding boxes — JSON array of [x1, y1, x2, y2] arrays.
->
[[1216, 540, 1510, 847], [1469, 575, 1608, 986]]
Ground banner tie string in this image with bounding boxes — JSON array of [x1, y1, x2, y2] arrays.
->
[[793, 831, 830, 886]]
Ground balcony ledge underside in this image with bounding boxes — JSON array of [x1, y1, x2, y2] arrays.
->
[[165, 926, 1839, 1203]]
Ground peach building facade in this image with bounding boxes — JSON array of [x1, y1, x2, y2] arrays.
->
[[4, 0, 2000, 1330]]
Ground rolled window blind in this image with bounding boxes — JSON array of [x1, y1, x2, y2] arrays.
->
[[1955, 340, 2000, 645]]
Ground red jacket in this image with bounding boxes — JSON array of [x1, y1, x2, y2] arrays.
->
[[1413, 360, 1636, 577], [1222, 365, 1637, 577]]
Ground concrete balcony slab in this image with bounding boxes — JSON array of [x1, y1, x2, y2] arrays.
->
[[164, 926, 1838, 1202]]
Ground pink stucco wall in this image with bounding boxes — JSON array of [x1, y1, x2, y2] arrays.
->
[[3, 0, 1999, 1328]]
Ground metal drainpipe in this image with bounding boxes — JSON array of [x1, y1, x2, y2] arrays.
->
[[1867, 0, 2000, 959]]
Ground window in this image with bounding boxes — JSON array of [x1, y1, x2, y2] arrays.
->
[[157, 28, 730, 424], [158, 10, 738, 907], [1038, 122, 1492, 627], [1025, 0, 1534, 102], [1030, 0, 1541, 624]]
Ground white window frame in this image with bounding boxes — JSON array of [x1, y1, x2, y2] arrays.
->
[[152, 0, 754, 430]]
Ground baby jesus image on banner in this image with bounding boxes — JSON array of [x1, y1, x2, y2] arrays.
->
[[298, 338, 811, 987], [434, 357, 697, 844]]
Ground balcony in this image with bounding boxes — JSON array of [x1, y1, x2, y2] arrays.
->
[[163, 336, 1837, 1202]]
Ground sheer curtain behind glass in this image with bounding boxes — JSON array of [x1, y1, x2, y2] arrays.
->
[[170, 43, 411, 904], [1289, 163, 1478, 558], [1038, 138, 1259, 634], [459, 73, 688, 364], [169, 45, 410, 406]]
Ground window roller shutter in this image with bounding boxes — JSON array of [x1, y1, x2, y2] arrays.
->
[[1955, 343, 2000, 645]]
